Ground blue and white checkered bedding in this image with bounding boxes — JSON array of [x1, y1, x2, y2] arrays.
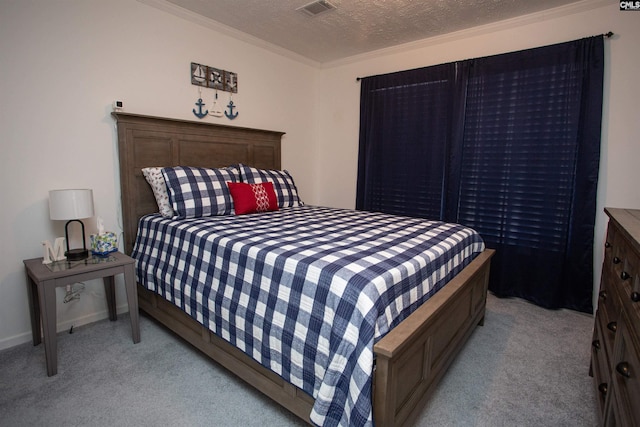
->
[[132, 205, 485, 426]]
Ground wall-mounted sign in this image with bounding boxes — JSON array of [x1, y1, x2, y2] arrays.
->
[[191, 62, 238, 93]]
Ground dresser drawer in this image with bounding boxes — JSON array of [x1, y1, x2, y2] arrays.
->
[[618, 264, 640, 317], [591, 316, 611, 411], [603, 385, 624, 427], [611, 311, 640, 425], [608, 223, 640, 309], [604, 223, 619, 266], [616, 248, 639, 302], [598, 273, 622, 358]]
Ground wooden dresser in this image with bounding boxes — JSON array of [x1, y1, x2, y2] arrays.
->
[[591, 208, 640, 426]]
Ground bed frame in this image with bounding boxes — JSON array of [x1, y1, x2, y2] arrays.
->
[[113, 112, 494, 426]]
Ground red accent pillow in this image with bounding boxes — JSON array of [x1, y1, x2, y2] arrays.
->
[[227, 182, 279, 215]]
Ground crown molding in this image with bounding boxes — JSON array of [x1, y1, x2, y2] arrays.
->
[[136, 0, 322, 68]]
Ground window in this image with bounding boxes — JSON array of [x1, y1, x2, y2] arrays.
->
[[357, 37, 604, 313]]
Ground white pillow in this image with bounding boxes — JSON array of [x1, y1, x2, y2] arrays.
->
[[141, 167, 175, 218]]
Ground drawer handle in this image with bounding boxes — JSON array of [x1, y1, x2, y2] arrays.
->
[[598, 382, 608, 395], [592, 340, 601, 350], [613, 256, 621, 264], [607, 321, 617, 333], [632, 291, 640, 302], [616, 362, 630, 379], [599, 290, 607, 300], [621, 271, 630, 280], [605, 242, 611, 248]]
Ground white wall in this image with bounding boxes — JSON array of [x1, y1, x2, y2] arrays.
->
[[2, 0, 637, 350], [0, 0, 318, 349], [315, 2, 640, 308]]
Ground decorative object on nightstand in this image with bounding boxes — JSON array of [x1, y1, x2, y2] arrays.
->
[[90, 217, 118, 257], [48, 189, 94, 261], [41, 237, 67, 264]]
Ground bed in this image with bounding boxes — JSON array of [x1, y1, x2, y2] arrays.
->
[[113, 112, 494, 426]]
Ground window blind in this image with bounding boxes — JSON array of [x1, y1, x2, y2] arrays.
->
[[356, 65, 455, 219], [457, 64, 582, 252], [356, 36, 604, 313]]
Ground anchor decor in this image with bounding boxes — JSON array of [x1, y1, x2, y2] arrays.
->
[[192, 98, 208, 119], [190, 62, 239, 120], [225, 100, 239, 120]]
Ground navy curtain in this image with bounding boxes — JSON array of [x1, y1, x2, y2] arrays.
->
[[356, 36, 604, 313]]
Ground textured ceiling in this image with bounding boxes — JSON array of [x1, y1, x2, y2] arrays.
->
[[160, 0, 584, 64]]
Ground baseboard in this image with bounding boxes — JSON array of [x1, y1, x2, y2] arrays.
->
[[0, 303, 131, 351]]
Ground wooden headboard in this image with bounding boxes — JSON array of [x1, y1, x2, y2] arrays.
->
[[112, 112, 285, 255]]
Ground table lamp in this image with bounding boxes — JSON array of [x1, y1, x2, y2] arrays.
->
[[49, 189, 95, 261]]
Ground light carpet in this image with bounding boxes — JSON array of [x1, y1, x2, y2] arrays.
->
[[0, 294, 598, 426]]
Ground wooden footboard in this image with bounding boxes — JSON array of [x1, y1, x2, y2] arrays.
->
[[136, 249, 493, 426], [373, 248, 494, 426]]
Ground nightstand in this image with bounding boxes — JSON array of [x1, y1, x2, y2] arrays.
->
[[23, 252, 140, 376]]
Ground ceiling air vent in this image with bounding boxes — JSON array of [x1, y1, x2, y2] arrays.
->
[[296, 0, 336, 17]]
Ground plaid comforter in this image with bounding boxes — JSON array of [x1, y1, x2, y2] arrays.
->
[[132, 206, 484, 426]]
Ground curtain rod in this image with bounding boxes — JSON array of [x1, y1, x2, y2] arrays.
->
[[355, 31, 614, 82]]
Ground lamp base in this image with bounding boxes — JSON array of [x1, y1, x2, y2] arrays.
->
[[64, 219, 90, 261], [65, 248, 89, 261]]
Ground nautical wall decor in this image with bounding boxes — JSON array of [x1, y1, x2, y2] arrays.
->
[[191, 62, 239, 121], [193, 98, 208, 119], [225, 71, 238, 93], [209, 91, 224, 117], [208, 67, 224, 91], [192, 87, 208, 119], [191, 62, 238, 93], [225, 98, 239, 120], [192, 63, 207, 86]]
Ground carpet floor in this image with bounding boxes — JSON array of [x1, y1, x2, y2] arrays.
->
[[0, 293, 598, 426]]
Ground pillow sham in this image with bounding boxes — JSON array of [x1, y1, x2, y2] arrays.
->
[[141, 167, 175, 218], [227, 182, 278, 215], [238, 164, 303, 208], [161, 166, 239, 218]]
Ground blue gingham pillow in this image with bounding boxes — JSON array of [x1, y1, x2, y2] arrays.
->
[[161, 166, 239, 218], [238, 164, 303, 208]]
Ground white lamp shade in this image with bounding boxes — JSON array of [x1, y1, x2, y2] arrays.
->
[[49, 189, 95, 220]]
